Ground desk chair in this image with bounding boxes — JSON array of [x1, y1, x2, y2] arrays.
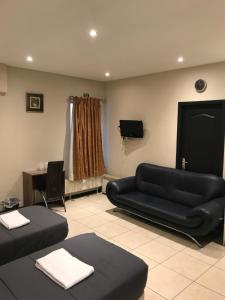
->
[[40, 161, 66, 212]]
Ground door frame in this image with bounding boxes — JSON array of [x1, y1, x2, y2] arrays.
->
[[176, 99, 225, 176]]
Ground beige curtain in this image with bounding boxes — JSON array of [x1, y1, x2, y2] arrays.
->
[[73, 97, 105, 180]]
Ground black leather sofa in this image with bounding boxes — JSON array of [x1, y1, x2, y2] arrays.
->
[[106, 163, 225, 246]]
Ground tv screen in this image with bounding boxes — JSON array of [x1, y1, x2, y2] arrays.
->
[[119, 120, 144, 138]]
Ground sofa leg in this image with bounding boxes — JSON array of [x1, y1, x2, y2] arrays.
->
[[113, 207, 204, 248], [186, 234, 203, 248]]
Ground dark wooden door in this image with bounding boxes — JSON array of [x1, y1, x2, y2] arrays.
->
[[176, 100, 225, 176]]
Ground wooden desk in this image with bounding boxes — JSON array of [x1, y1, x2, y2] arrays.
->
[[23, 170, 65, 206], [23, 170, 47, 206]]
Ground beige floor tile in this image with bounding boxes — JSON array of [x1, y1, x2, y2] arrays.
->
[[136, 240, 178, 263], [98, 211, 119, 221], [132, 226, 160, 240], [215, 256, 225, 271], [139, 287, 166, 300], [91, 205, 111, 213], [115, 212, 148, 226], [67, 220, 92, 237], [174, 282, 225, 300], [183, 244, 225, 265], [197, 267, 225, 296], [203, 243, 225, 255], [91, 194, 108, 203], [71, 196, 90, 203], [114, 218, 138, 229], [147, 265, 191, 299], [95, 222, 129, 238], [163, 252, 211, 280], [92, 197, 114, 207], [78, 214, 109, 228], [102, 201, 115, 208], [137, 222, 169, 236], [105, 208, 129, 218], [86, 206, 106, 214], [65, 200, 86, 208], [64, 200, 75, 207], [66, 207, 95, 220], [74, 202, 104, 213], [112, 241, 133, 252], [113, 230, 150, 249], [158, 231, 194, 248], [206, 242, 225, 252], [155, 236, 186, 251], [131, 250, 159, 269], [69, 197, 93, 207], [94, 233, 114, 243]]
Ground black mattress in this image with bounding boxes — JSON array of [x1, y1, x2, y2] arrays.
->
[[0, 206, 68, 265], [0, 233, 148, 300]]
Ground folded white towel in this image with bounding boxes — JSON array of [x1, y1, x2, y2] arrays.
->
[[0, 210, 30, 230], [36, 248, 94, 290]]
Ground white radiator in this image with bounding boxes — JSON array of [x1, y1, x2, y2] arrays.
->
[[65, 177, 102, 195]]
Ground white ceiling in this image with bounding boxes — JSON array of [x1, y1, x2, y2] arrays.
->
[[1, 0, 225, 81]]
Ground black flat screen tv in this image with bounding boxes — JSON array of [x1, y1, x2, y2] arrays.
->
[[119, 120, 144, 138]]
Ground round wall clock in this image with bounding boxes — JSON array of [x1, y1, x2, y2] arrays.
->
[[195, 79, 207, 93]]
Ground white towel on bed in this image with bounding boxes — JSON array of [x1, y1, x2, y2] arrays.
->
[[35, 248, 94, 290], [0, 210, 30, 230]]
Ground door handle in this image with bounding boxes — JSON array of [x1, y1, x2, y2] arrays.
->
[[182, 157, 188, 170]]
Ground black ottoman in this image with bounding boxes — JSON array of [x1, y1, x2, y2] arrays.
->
[[0, 205, 68, 265], [0, 233, 148, 300]]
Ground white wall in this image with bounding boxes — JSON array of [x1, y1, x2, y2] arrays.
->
[[0, 66, 104, 204], [0, 64, 7, 94], [104, 61, 225, 178], [2, 61, 225, 205]]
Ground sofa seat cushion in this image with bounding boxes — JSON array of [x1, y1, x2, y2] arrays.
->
[[117, 191, 202, 228]]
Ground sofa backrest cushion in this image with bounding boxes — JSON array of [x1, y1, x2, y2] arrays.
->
[[136, 163, 225, 207]]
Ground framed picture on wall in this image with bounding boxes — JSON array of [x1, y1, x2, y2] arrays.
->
[[26, 93, 44, 112]]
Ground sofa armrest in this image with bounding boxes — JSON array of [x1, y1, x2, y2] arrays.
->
[[106, 176, 136, 195], [193, 197, 224, 217], [189, 197, 225, 235]]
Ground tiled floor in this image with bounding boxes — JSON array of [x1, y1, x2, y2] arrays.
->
[[54, 193, 225, 300]]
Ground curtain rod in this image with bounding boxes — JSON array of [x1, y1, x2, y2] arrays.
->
[[68, 95, 106, 103]]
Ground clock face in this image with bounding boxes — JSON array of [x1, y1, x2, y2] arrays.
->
[[195, 79, 207, 93]]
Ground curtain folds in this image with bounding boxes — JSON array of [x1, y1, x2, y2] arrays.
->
[[73, 97, 105, 180], [64, 101, 74, 181]]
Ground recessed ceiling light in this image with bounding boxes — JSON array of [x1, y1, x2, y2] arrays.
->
[[89, 29, 97, 38], [26, 56, 33, 62], [105, 72, 110, 77], [177, 56, 184, 63]]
